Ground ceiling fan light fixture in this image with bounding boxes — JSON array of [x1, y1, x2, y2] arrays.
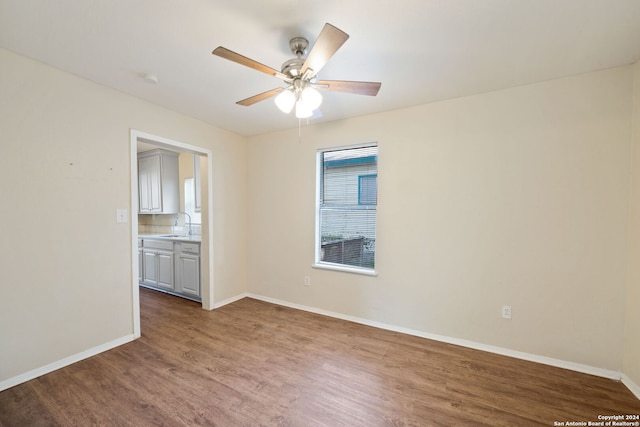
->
[[301, 86, 322, 111], [295, 100, 313, 118], [275, 89, 296, 113]]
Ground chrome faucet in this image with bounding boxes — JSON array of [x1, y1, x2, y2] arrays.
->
[[175, 212, 192, 236]]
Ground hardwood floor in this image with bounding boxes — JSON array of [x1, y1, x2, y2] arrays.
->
[[1, 287, 638, 426]]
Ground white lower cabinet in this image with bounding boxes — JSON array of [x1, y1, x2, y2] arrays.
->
[[142, 240, 175, 290], [156, 250, 175, 290], [139, 238, 200, 301], [175, 242, 200, 298]]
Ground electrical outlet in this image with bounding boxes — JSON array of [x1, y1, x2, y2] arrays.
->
[[502, 305, 512, 320], [304, 276, 311, 286], [116, 208, 128, 223]]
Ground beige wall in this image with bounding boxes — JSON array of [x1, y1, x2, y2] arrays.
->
[[625, 61, 640, 386], [247, 66, 634, 371], [0, 48, 247, 383], [2, 44, 638, 390]]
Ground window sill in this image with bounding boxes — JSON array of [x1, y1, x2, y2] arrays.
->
[[312, 262, 378, 277]]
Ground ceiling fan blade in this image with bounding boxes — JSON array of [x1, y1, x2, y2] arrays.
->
[[301, 23, 349, 78], [213, 47, 288, 80], [236, 87, 284, 106], [317, 80, 381, 96]]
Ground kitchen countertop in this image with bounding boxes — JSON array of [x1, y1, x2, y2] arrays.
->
[[138, 233, 202, 242]]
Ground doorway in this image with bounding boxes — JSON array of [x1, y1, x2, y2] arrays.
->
[[129, 130, 215, 338]]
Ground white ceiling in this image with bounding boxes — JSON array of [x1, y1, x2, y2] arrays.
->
[[2, 0, 640, 137]]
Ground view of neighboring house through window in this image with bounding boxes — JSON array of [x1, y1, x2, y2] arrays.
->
[[317, 144, 378, 271], [183, 178, 201, 225]]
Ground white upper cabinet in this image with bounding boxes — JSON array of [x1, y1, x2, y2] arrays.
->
[[138, 149, 179, 214]]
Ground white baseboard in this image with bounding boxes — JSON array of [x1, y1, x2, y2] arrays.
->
[[0, 334, 136, 392], [214, 292, 249, 309], [246, 293, 623, 382], [622, 374, 640, 400]]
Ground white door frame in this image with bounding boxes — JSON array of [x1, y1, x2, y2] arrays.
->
[[129, 129, 215, 337]]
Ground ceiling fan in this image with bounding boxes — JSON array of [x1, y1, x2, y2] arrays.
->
[[212, 23, 381, 119]]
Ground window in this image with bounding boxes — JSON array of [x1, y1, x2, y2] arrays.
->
[[358, 174, 377, 205], [316, 144, 378, 272], [183, 178, 201, 225]]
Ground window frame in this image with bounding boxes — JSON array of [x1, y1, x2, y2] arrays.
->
[[313, 143, 379, 277]]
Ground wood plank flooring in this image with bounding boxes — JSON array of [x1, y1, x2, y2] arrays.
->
[[1, 287, 638, 426]]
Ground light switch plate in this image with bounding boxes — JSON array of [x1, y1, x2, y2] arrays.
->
[[116, 208, 128, 223], [502, 305, 512, 320]]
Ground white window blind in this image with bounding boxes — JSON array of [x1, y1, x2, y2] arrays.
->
[[317, 144, 377, 270]]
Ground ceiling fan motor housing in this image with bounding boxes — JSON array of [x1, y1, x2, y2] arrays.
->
[[281, 58, 304, 77], [281, 37, 309, 77]]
